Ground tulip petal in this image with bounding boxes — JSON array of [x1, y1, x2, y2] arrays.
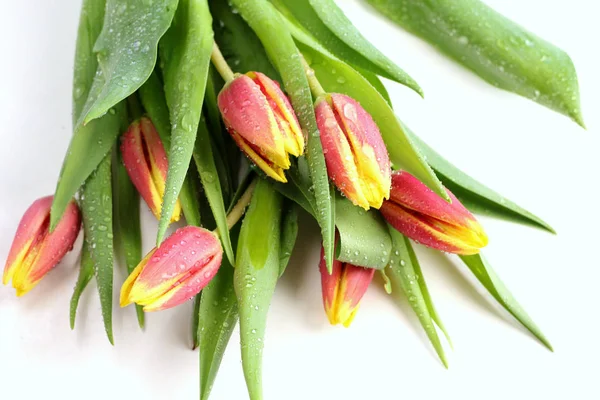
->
[[122, 226, 223, 311], [315, 97, 369, 209], [380, 201, 485, 255], [218, 75, 290, 169], [250, 71, 304, 157], [120, 118, 181, 222], [230, 130, 288, 183], [4, 197, 81, 295], [330, 94, 391, 208], [141, 254, 222, 312]]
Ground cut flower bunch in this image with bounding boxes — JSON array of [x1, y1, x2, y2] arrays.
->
[[3, 0, 583, 399]]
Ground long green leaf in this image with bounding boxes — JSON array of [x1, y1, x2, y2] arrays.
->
[[113, 153, 144, 328], [210, 0, 280, 80], [80, 154, 115, 344], [77, 0, 178, 126], [230, 0, 335, 273], [138, 71, 202, 227], [70, 238, 95, 330], [405, 126, 555, 233], [273, 0, 421, 95], [50, 0, 123, 230], [198, 228, 240, 400], [366, 0, 584, 126], [193, 119, 234, 265], [335, 195, 391, 269], [157, 0, 213, 244], [459, 253, 552, 350], [293, 38, 449, 201], [279, 202, 299, 276], [387, 229, 449, 367], [234, 179, 282, 400]]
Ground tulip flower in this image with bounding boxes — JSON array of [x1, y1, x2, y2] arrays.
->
[[315, 93, 391, 210], [3, 196, 81, 296], [120, 117, 181, 222], [120, 226, 223, 312], [380, 171, 488, 255], [319, 244, 375, 327], [217, 71, 304, 182]]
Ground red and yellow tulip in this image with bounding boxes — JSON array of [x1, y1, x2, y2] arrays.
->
[[380, 171, 488, 255], [217, 71, 304, 182], [3, 196, 81, 296], [319, 244, 375, 327], [120, 117, 181, 222], [120, 226, 223, 312], [315, 93, 391, 210]]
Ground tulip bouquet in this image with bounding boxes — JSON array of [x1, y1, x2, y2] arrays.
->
[[4, 0, 582, 399]]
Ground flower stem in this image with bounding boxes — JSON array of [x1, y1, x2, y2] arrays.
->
[[219, 178, 258, 232], [211, 41, 235, 82], [300, 54, 326, 98]]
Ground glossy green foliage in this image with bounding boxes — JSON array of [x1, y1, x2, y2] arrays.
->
[[229, 0, 336, 273], [113, 153, 144, 328], [80, 154, 115, 344], [138, 71, 202, 227], [198, 233, 239, 400], [194, 119, 234, 264], [51, 0, 124, 230], [234, 180, 282, 400], [460, 253, 552, 350], [77, 0, 179, 126], [366, 0, 584, 126], [279, 202, 299, 276], [273, 0, 421, 94], [69, 238, 95, 330], [157, 0, 213, 244], [335, 195, 391, 269], [387, 229, 450, 367]]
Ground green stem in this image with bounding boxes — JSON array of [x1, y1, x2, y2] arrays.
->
[[300, 54, 326, 97], [211, 41, 235, 82], [127, 94, 144, 120], [217, 178, 257, 233]]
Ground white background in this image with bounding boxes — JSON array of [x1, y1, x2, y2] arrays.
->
[[1, 1, 599, 399]]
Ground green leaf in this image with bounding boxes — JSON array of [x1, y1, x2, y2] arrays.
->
[[50, 0, 124, 230], [138, 71, 202, 227], [80, 154, 115, 344], [113, 153, 144, 329], [230, 0, 335, 273], [77, 0, 178, 126], [69, 237, 95, 330], [335, 195, 391, 269], [234, 179, 282, 400], [405, 125, 555, 233], [366, 0, 584, 127], [295, 40, 449, 202], [198, 228, 240, 400], [273, 0, 421, 95], [459, 253, 552, 350], [210, 0, 280, 80], [387, 228, 450, 367], [193, 119, 235, 265], [279, 202, 299, 276], [157, 0, 213, 244]]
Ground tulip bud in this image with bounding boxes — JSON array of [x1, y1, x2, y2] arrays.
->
[[3, 196, 81, 296], [120, 226, 223, 311], [120, 117, 181, 222], [218, 72, 304, 182], [315, 93, 391, 210], [319, 245, 375, 327], [380, 171, 488, 255]]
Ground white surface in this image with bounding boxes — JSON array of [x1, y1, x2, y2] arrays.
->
[[1, 1, 599, 399]]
